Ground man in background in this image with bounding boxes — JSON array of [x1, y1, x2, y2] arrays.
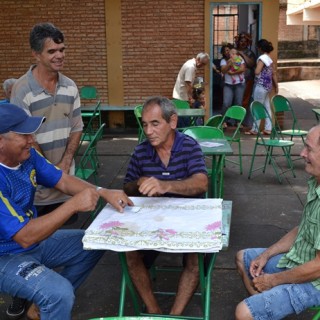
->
[[0, 78, 17, 103]]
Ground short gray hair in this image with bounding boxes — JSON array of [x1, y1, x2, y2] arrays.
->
[[196, 52, 210, 62], [3, 78, 17, 92], [143, 96, 177, 123]]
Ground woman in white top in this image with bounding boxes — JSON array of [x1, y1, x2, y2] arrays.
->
[[245, 39, 278, 135]]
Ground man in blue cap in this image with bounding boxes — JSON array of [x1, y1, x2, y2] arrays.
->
[[0, 103, 133, 319]]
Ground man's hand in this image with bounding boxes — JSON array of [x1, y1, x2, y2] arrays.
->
[[252, 273, 275, 292], [70, 188, 100, 213], [249, 254, 268, 278], [138, 177, 167, 197], [101, 189, 134, 213]]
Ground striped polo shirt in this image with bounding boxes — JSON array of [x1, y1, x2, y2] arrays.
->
[[11, 65, 83, 205], [124, 130, 207, 198], [277, 177, 320, 289]]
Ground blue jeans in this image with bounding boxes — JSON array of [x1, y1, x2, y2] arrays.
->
[[243, 248, 320, 319], [222, 83, 246, 124], [252, 85, 272, 132], [0, 229, 103, 320]]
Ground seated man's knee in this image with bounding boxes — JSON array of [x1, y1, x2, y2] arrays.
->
[[235, 301, 253, 320], [36, 277, 74, 312], [235, 249, 245, 273]]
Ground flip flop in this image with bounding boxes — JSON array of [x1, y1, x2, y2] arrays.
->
[[244, 130, 258, 135], [263, 130, 272, 135]]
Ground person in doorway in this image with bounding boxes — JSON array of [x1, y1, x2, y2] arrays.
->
[[234, 32, 256, 128], [9, 22, 83, 318], [245, 39, 278, 135], [220, 43, 246, 127], [123, 96, 208, 315], [236, 124, 320, 320], [0, 103, 132, 320]]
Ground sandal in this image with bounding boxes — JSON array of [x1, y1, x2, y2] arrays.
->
[[263, 130, 272, 135], [244, 130, 258, 135]]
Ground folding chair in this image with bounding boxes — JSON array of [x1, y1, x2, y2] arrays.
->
[[76, 123, 105, 185], [310, 307, 320, 320], [271, 94, 308, 144], [205, 114, 223, 128], [134, 105, 146, 143], [248, 101, 296, 183], [218, 106, 246, 174], [183, 126, 226, 198], [80, 85, 102, 127]]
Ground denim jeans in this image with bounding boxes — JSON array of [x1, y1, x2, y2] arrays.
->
[[252, 85, 272, 132], [243, 248, 320, 319], [0, 229, 104, 320], [222, 83, 246, 121]]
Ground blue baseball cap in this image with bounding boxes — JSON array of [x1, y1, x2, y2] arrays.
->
[[0, 103, 45, 134]]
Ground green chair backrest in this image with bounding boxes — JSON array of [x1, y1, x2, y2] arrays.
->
[[80, 85, 99, 100], [205, 114, 223, 127], [183, 126, 224, 140], [134, 105, 146, 143], [250, 101, 269, 122], [171, 99, 190, 109], [224, 105, 246, 122], [80, 101, 102, 143], [271, 95, 291, 113]]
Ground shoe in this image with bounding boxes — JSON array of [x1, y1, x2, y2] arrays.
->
[[26, 303, 40, 320], [6, 297, 27, 319], [263, 130, 272, 135], [244, 130, 258, 135]]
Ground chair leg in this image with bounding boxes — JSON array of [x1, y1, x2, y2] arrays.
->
[[238, 141, 243, 175], [248, 143, 258, 179]]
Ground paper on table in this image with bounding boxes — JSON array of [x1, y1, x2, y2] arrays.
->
[[83, 197, 223, 253], [199, 141, 224, 148]]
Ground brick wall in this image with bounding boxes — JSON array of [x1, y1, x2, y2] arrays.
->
[[121, 0, 205, 106], [0, 0, 108, 100]]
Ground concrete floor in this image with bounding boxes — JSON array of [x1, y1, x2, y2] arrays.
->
[[1, 80, 320, 319]]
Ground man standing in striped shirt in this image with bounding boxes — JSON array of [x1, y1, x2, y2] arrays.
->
[[123, 96, 208, 315], [235, 125, 320, 319]]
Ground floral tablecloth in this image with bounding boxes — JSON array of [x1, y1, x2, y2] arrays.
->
[[83, 197, 223, 253]]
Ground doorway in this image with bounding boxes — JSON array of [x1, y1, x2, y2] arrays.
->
[[209, 3, 261, 115]]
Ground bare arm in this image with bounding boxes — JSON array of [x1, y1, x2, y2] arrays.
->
[[250, 226, 299, 278], [253, 249, 320, 293], [185, 81, 194, 104], [239, 51, 255, 69], [228, 62, 245, 75], [13, 173, 133, 248], [124, 173, 208, 197], [255, 60, 265, 76], [58, 131, 82, 173]]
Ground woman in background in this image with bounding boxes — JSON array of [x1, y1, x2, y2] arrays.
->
[[245, 39, 278, 135]]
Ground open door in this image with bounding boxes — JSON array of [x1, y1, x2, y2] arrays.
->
[[210, 3, 261, 115]]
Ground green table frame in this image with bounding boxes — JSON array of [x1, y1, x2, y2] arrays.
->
[[198, 139, 233, 198], [117, 201, 232, 320]]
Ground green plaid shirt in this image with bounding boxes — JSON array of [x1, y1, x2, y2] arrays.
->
[[277, 176, 320, 289]]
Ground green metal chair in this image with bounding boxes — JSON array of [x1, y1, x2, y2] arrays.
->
[[248, 101, 296, 183], [271, 94, 308, 144], [134, 105, 146, 143], [183, 126, 225, 198], [218, 106, 246, 174], [310, 307, 320, 320], [80, 85, 101, 127], [76, 123, 105, 185], [204, 114, 223, 128]]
